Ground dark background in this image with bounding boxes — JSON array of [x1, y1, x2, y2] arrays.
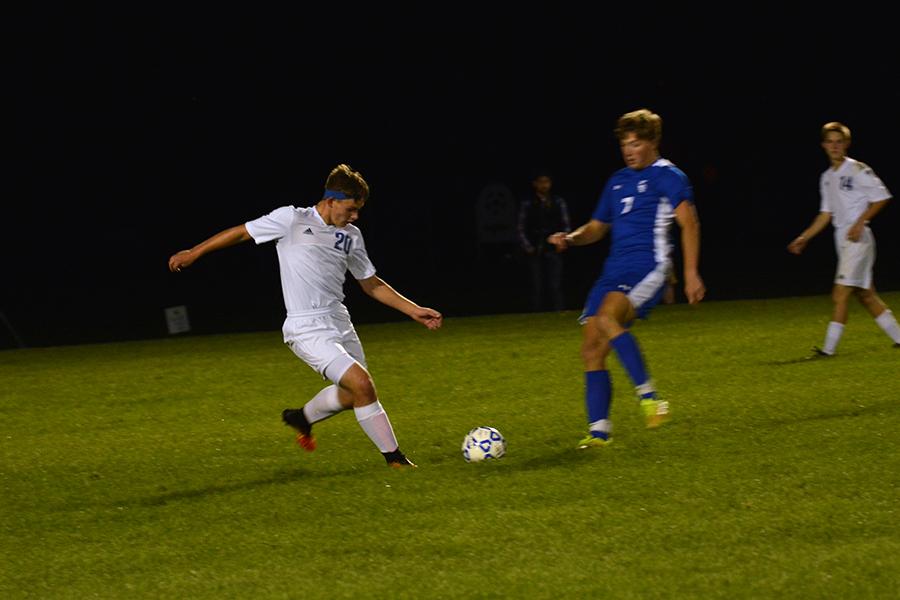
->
[[5, 5, 899, 349]]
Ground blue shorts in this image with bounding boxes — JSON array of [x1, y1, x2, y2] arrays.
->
[[579, 261, 669, 324]]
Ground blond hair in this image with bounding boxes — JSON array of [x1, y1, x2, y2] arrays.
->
[[615, 109, 662, 145], [821, 122, 851, 143]]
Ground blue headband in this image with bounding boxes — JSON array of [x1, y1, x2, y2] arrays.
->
[[323, 189, 350, 200]]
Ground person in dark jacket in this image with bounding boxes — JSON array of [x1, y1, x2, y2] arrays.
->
[[518, 171, 571, 311]]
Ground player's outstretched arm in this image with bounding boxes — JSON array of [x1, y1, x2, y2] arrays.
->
[[674, 201, 705, 305], [168, 225, 252, 272], [787, 212, 831, 255], [358, 276, 443, 330], [547, 219, 609, 252]]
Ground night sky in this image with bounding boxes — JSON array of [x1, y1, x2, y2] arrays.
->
[[5, 5, 899, 348]]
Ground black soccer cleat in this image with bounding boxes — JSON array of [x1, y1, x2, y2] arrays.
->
[[282, 408, 316, 452], [383, 449, 417, 468], [806, 346, 834, 360]]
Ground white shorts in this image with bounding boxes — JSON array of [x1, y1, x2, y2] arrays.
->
[[282, 306, 367, 385], [834, 226, 875, 289]]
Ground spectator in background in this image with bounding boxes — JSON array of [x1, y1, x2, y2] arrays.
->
[[517, 171, 571, 311]]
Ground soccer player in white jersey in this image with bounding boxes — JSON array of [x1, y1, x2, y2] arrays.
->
[[788, 122, 899, 356], [168, 164, 442, 468], [548, 109, 705, 448]]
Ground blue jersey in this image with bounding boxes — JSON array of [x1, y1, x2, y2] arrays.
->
[[592, 158, 693, 266]]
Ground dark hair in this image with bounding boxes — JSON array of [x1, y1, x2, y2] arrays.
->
[[530, 169, 553, 182], [324, 164, 369, 201]]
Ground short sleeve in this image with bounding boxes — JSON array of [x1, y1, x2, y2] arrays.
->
[[348, 229, 377, 280], [245, 206, 294, 244], [857, 165, 892, 203], [659, 168, 693, 209]]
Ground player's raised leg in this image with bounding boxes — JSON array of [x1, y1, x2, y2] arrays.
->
[[578, 317, 613, 448], [281, 330, 357, 451], [282, 383, 353, 452], [597, 291, 669, 428], [281, 387, 331, 452]]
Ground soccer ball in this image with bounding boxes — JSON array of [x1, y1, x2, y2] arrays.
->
[[462, 426, 506, 463]]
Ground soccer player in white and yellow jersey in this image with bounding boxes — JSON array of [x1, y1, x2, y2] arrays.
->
[[788, 122, 899, 355], [168, 164, 442, 468]]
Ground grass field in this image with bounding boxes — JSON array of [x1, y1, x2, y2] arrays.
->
[[2, 293, 900, 599]]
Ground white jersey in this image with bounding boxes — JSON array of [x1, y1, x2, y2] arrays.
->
[[819, 157, 892, 230], [245, 206, 376, 316]]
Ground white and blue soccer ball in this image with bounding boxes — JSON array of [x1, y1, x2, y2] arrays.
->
[[462, 426, 506, 462]]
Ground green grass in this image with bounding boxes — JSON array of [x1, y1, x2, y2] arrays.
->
[[2, 293, 900, 599]]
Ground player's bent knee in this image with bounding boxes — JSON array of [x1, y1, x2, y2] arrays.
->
[[339, 363, 368, 388], [340, 365, 377, 406], [595, 312, 622, 337]]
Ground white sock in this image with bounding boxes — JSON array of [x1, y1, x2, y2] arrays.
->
[[875, 310, 900, 343], [589, 419, 612, 436], [822, 321, 844, 355], [302, 385, 344, 424], [354, 401, 399, 453]]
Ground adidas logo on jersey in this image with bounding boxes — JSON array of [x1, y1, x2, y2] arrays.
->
[[303, 228, 314, 235]]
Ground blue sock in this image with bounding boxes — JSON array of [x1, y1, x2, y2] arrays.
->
[[609, 332, 656, 399], [585, 370, 611, 440]]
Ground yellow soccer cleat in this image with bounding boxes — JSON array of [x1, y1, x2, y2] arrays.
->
[[577, 435, 611, 449], [641, 399, 670, 429]]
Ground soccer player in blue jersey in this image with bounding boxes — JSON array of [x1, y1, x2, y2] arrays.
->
[[548, 109, 705, 448]]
